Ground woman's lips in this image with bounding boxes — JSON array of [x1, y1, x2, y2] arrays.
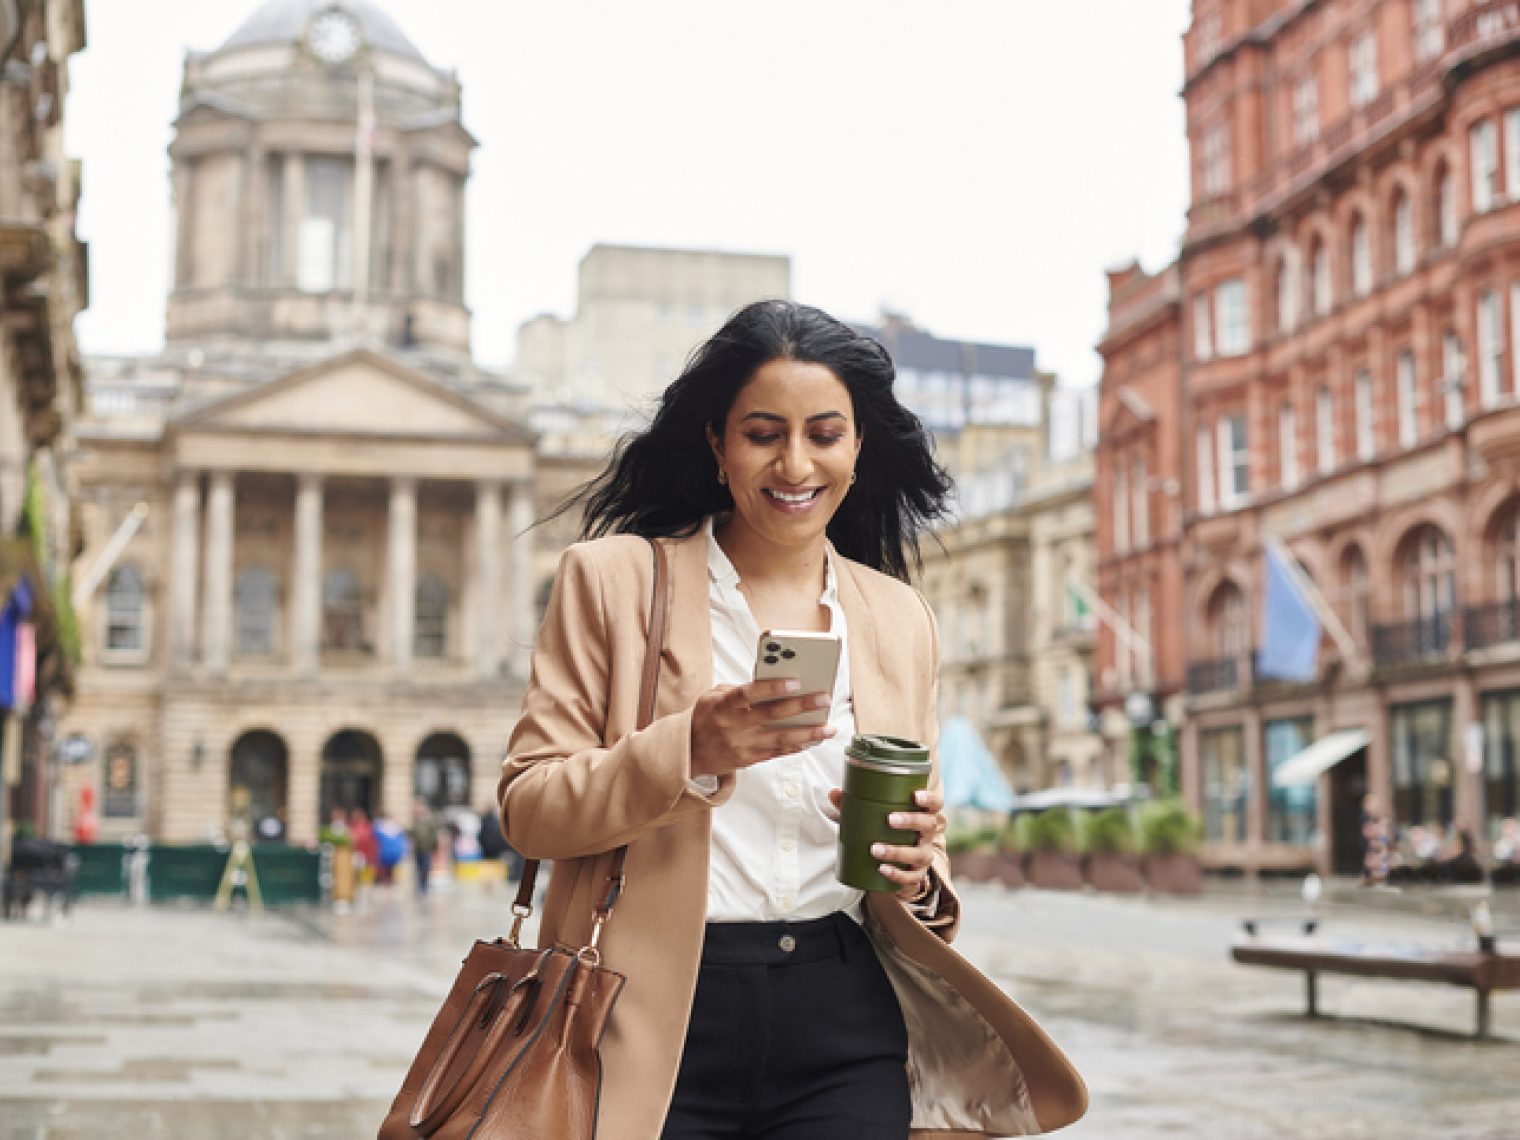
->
[[762, 486, 824, 513]]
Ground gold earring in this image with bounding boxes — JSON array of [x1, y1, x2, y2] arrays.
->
[[849, 471, 857, 485], [718, 469, 728, 486]]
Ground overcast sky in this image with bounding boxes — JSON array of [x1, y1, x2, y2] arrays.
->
[[68, 0, 1193, 389]]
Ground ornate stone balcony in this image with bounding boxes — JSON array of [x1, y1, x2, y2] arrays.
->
[[1371, 614, 1455, 667], [1467, 401, 1520, 464]]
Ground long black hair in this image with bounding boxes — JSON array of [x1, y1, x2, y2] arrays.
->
[[560, 299, 953, 581]]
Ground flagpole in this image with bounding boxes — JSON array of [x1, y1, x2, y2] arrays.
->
[[1264, 535, 1362, 667], [1065, 574, 1154, 682]]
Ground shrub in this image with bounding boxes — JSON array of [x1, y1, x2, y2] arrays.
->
[[996, 815, 1022, 854], [1024, 808, 1079, 854], [945, 824, 998, 855], [1138, 798, 1202, 856], [1084, 806, 1137, 855]]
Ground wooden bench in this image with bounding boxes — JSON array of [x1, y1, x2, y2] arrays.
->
[[1230, 884, 1520, 1038]]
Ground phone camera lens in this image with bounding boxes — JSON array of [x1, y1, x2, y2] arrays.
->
[[764, 655, 779, 665], [765, 642, 780, 652], [781, 649, 796, 659]]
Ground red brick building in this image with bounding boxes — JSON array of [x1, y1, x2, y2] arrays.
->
[[1096, 0, 1520, 875]]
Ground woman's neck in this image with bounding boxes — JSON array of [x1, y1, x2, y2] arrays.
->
[[713, 517, 827, 594]]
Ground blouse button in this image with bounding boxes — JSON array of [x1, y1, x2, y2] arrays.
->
[[778, 934, 797, 953]]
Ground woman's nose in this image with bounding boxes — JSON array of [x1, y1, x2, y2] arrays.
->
[[778, 437, 811, 481]]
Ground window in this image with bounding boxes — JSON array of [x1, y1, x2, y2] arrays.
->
[[1436, 166, 1457, 247], [105, 565, 145, 654], [234, 567, 277, 657], [1316, 386, 1336, 473], [1391, 699, 1455, 827], [1115, 594, 1132, 689], [1507, 108, 1520, 204], [1216, 279, 1250, 355], [1393, 192, 1416, 275], [1402, 524, 1456, 622], [1341, 545, 1371, 646], [1472, 119, 1499, 213], [1397, 351, 1419, 446], [1511, 281, 1520, 398], [1355, 369, 1375, 460], [1478, 288, 1503, 407], [1480, 691, 1520, 843], [1497, 505, 1520, 604], [1132, 459, 1149, 547], [1135, 587, 1153, 687], [1349, 31, 1379, 109], [1443, 330, 1466, 429], [1265, 718, 1318, 845], [299, 155, 353, 293], [1279, 401, 1299, 490], [1311, 240, 1332, 316], [1293, 74, 1319, 146], [1276, 250, 1299, 333], [1414, 0, 1445, 62], [1351, 216, 1372, 297], [1208, 580, 1248, 659], [414, 575, 449, 659], [1193, 293, 1213, 360], [263, 155, 285, 285], [322, 567, 365, 653], [1217, 414, 1249, 507], [1202, 726, 1248, 843], [1196, 422, 1216, 513], [1202, 122, 1232, 196], [1113, 466, 1129, 553]]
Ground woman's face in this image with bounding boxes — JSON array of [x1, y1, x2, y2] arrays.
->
[[707, 357, 862, 552]]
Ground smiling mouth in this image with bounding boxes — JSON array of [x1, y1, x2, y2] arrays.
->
[[763, 487, 823, 504]]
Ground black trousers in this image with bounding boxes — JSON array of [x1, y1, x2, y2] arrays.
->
[[660, 912, 911, 1140]]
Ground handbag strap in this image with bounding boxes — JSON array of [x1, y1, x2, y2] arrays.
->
[[507, 537, 670, 952]]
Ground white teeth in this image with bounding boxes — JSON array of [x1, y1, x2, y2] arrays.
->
[[768, 488, 818, 503]]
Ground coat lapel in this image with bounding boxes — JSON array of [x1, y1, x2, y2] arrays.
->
[[834, 554, 888, 736], [656, 531, 715, 719]]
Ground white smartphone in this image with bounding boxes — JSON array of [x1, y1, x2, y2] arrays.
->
[[752, 629, 842, 728]]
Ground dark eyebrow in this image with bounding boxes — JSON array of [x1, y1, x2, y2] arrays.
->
[[740, 411, 849, 425]]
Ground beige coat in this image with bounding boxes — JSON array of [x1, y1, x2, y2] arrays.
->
[[500, 530, 1087, 1139]]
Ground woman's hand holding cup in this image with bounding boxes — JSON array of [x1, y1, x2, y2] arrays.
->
[[827, 786, 946, 903], [690, 680, 835, 779]]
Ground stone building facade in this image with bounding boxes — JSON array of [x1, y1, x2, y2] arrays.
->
[[0, 0, 88, 845], [59, 1, 541, 846], [1097, 0, 1520, 875]]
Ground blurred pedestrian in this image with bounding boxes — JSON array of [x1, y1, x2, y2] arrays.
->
[[1360, 793, 1390, 885], [475, 800, 522, 886], [372, 811, 406, 888], [409, 798, 440, 896], [348, 808, 377, 887]]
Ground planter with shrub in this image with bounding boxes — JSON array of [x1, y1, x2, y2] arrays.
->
[[992, 816, 1025, 889], [946, 823, 1001, 883], [1139, 798, 1204, 895], [1022, 808, 1084, 891], [1082, 806, 1144, 892]]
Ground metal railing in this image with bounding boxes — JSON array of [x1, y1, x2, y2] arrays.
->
[[1464, 599, 1520, 651], [1187, 655, 1249, 696], [1371, 613, 1454, 666]]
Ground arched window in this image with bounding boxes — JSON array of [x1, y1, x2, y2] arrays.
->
[[1339, 545, 1370, 646], [414, 575, 449, 659], [1350, 214, 1372, 297], [1275, 250, 1299, 334], [234, 567, 278, 657], [1392, 191, 1415, 275], [1495, 504, 1520, 603], [1401, 525, 1456, 621], [1310, 238, 1332, 316], [105, 564, 145, 653], [229, 730, 289, 831], [322, 568, 365, 653], [415, 732, 471, 812], [1207, 581, 1248, 659], [1436, 162, 1457, 248]]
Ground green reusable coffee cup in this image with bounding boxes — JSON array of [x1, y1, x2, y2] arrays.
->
[[837, 734, 932, 892]]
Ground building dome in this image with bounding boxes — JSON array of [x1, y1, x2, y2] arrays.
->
[[218, 0, 426, 64]]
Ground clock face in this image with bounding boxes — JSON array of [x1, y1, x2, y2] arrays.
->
[[308, 8, 361, 64]]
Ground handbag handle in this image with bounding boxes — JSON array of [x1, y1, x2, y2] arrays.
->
[[506, 537, 670, 952]]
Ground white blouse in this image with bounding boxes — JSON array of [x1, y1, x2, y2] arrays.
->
[[700, 520, 865, 923]]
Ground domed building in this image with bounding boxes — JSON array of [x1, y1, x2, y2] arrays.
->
[[61, 2, 547, 846]]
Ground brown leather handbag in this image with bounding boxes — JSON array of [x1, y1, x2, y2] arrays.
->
[[378, 539, 669, 1140]]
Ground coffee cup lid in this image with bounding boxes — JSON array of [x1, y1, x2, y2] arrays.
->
[[846, 734, 930, 766]]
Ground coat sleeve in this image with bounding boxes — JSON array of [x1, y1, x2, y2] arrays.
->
[[497, 542, 733, 861], [917, 589, 962, 942]]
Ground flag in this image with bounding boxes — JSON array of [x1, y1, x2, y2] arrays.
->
[[1256, 545, 1321, 681], [1065, 577, 1096, 630]]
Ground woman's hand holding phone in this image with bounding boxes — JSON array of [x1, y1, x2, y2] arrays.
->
[[690, 680, 836, 779]]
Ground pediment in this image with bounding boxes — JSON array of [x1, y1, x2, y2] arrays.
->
[[1100, 387, 1158, 442], [175, 349, 532, 444]]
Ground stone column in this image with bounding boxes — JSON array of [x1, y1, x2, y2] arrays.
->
[[387, 477, 417, 672], [508, 480, 536, 675], [171, 472, 202, 669], [474, 480, 503, 679], [281, 152, 305, 290], [291, 473, 323, 675], [202, 471, 236, 674]]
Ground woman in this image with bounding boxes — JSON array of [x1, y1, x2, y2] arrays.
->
[[500, 300, 1085, 1138]]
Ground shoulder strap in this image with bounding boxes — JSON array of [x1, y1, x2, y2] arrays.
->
[[508, 538, 669, 942]]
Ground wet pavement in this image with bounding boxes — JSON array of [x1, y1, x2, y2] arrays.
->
[[1, 877, 1518, 1138]]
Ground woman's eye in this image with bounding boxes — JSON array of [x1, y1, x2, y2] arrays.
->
[[744, 433, 781, 445], [811, 434, 845, 447]]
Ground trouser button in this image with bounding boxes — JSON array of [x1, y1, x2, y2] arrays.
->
[[778, 933, 797, 953]]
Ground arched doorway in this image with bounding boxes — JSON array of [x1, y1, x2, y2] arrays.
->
[[415, 732, 471, 812], [228, 730, 289, 831], [320, 729, 383, 822]]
